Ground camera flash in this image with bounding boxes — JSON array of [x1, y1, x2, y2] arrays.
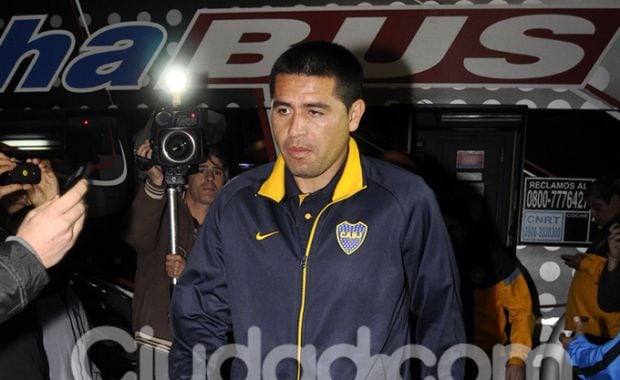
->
[[164, 68, 188, 93]]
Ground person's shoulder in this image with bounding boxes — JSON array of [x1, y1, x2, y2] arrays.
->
[[214, 162, 275, 205], [362, 156, 434, 199]]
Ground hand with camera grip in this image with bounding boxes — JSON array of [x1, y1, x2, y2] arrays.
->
[[24, 158, 60, 207], [0, 152, 26, 198], [136, 139, 164, 187], [165, 253, 186, 279]]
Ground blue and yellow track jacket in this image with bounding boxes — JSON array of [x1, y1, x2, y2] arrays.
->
[[169, 139, 465, 379]]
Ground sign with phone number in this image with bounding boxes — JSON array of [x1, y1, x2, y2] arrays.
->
[[520, 178, 594, 244]]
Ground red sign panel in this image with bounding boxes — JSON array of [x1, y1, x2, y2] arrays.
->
[[167, 6, 620, 86]]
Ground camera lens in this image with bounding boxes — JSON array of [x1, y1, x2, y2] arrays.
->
[[155, 111, 173, 127], [161, 130, 197, 164]]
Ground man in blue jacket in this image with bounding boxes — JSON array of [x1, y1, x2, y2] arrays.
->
[[169, 41, 465, 379]]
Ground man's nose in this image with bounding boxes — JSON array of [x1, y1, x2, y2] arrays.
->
[[203, 170, 214, 181], [288, 113, 307, 137]]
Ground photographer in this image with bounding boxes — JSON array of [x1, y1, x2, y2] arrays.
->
[[125, 138, 228, 346], [0, 152, 87, 321], [0, 151, 87, 380]]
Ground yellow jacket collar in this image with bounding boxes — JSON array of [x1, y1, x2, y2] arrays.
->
[[257, 138, 365, 202]]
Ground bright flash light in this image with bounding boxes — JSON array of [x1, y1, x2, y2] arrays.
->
[[164, 67, 188, 93]]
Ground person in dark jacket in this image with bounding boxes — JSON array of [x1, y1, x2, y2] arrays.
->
[[0, 155, 60, 380], [169, 41, 465, 379], [0, 152, 88, 322], [0, 153, 88, 380]]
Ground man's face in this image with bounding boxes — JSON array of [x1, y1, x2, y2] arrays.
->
[[587, 194, 620, 227], [186, 155, 226, 206], [271, 74, 364, 188]]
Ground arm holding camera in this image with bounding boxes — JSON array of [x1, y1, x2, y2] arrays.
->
[[1, 179, 87, 323], [126, 139, 168, 253], [136, 139, 164, 187]]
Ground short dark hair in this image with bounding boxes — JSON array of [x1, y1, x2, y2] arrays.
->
[[269, 41, 364, 109], [206, 145, 230, 180], [586, 177, 620, 203]]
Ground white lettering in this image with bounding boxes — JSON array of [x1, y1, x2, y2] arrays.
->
[[464, 15, 594, 79], [335, 16, 467, 78], [71, 325, 136, 380], [187, 19, 311, 79], [69, 325, 575, 379]]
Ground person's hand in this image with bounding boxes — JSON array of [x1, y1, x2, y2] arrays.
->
[[136, 139, 164, 187], [506, 364, 524, 380], [561, 253, 584, 270], [559, 316, 584, 349], [166, 253, 186, 278], [24, 158, 59, 207], [0, 152, 26, 198], [16, 179, 88, 268]]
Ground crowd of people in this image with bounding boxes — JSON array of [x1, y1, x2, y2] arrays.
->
[[0, 40, 618, 380]]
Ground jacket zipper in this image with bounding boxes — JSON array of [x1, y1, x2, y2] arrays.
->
[[295, 201, 335, 380], [294, 188, 367, 379], [296, 238, 312, 380]]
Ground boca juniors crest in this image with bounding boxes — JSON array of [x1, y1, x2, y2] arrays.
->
[[336, 221, 368, 256]]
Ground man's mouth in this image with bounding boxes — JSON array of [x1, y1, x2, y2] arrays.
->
[[286, 145, 311, 159]]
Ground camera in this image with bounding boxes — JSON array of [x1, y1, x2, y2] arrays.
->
[[142, 107, 226, 186], [152, 109, 206, 167], [0, 162, 41, 185]]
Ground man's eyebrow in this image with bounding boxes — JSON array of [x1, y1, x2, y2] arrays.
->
[[304, 102, 331, 110], [271, 99, 290, 108], [271, 99, 331, 110]]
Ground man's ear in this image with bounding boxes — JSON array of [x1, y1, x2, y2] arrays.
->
[[348, 99, 366, 133]]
